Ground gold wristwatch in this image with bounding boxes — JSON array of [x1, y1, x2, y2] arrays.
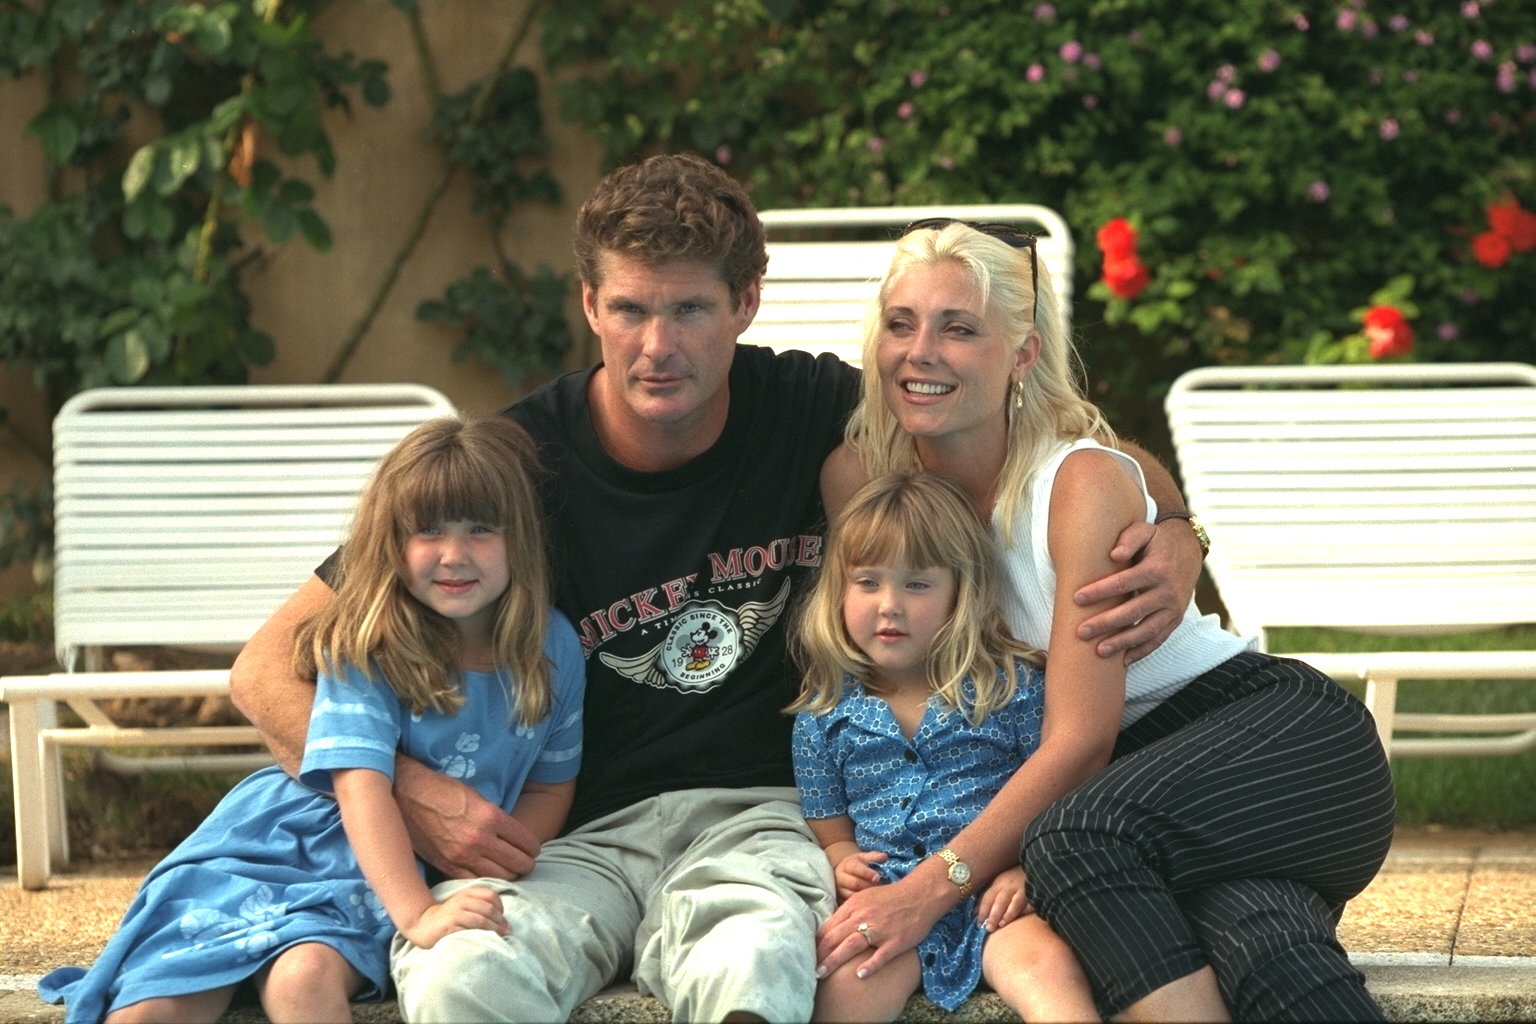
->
[[935, 847, 974, 896], [1155, 509, 1210, 558]]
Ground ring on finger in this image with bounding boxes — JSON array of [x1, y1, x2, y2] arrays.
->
[[856, 921, 874, 947]]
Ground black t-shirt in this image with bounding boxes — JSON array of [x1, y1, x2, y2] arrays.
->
[[507, 345, 859, 829]]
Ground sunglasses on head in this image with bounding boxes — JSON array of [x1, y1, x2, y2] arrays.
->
[[901, 218, 1040, 322]]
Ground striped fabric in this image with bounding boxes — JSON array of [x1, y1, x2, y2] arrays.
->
[[1023, 651, 1396, 1020]]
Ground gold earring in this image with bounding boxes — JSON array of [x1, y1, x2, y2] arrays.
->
[[1012, 379, 1024, 410]]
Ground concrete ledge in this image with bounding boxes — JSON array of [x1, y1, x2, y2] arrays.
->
[[5, 963, 1535, 1023]]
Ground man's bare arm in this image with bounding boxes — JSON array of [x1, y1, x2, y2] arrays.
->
[[230, 573, 335, 774]]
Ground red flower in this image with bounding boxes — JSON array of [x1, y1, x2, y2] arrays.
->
[[1096, 217, 1138, 260], [1363, 305, 1414, 359], [1471, 230, 1512, 269], [1103, 255, 1150, 300], [1486, 197, 1536, 253]]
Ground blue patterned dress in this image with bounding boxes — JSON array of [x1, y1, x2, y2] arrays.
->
[[40, 614, 584, 1023], [791, 659, 1045, 1011]]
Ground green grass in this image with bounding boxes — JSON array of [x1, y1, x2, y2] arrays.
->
[[1267, 624, 1536, 830]]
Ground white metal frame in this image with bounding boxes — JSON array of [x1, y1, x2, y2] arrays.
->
[[1165, 362, 1536, 758], [739, 204, 1074, 366], [1, 383, 456, 888]]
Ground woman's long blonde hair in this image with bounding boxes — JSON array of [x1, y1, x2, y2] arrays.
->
[[790, 471, 1041, 724], [845, 221, 1113, 545], [293, 415, 553, 726]]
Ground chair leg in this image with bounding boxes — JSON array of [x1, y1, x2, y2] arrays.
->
[[9, 697, 53, 889], [1363, 673, 1399, 761]]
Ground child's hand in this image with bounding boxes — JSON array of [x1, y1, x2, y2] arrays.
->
[[976, 866, 1032, 932], [833, 849, 888, 901], [401, 885, 509, 949]]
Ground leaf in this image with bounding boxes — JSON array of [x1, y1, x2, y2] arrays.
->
[[106, 330, 152, 384], [123, 146, 157, 202], [26, 104, 81, 165]]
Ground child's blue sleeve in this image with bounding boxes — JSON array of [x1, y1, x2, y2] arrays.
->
[[791, 710, 846, 820], [529, 610, 585, 785], [298, 663, 403, 793]]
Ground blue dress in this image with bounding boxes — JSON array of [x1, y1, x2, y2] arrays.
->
[[791, 659, 1044, 1011], [40, 614, 584, 1023]]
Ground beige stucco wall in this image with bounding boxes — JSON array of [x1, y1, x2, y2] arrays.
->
[[0, 1, 606, 605]]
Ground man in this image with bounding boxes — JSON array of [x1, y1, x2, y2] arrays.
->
[[230, 153, 1202, 1021]]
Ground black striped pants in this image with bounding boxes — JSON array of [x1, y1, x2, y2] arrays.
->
[[1022, 651, 1396, 1021]]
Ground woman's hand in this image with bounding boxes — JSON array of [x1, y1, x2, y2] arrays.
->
[[834, 849, 888, 902], [976, 865, 1031, 932], [815, 868, 951, 981], [399, 885, 508, 950]]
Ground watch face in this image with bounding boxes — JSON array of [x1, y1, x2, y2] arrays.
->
[[949, 861, 972, 886]]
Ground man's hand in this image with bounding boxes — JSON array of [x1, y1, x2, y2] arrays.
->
[[1073, 517, 1203, 664], [395, 762, 541, 880]]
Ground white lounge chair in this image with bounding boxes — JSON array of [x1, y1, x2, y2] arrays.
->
[[1165, 362, 1536, 758], [1, 382, 457, 888]]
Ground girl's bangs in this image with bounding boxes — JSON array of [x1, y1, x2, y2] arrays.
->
[[838, 498, 952, 572], [397, 451, 510, 530]]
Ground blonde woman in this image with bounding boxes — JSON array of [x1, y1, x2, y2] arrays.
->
[[817, 221, 1395, 1021], [41, 416, 584, 1024]]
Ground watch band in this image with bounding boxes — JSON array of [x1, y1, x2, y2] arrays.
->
[[1155, 509, 1210, 557], [935, 847, 974, 896]]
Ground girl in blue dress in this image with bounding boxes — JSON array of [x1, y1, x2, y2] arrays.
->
[[40, 415, 585, 1023], [789, 470, 1096, 1022]]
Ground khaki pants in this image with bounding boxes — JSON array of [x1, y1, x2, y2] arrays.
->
[[391, 786, 835, 1023]]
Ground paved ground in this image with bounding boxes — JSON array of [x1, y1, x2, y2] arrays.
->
[[1, 826, 1533, 1022]]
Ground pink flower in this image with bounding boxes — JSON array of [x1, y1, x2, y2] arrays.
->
[[938, 155, 955, 170], [1257, 49, 1281, 72], [1060, 40, 1083, 62], [1389, 14, 1410, 32], [1415, 29, 1435, 46], [1224, 88, 1247, 108], [1363, 306, 1414, 359], [867, 137, 886, 153], [1034, 2, 1056, 22], [1026, 63, 1046, 83], [1518, 44, 1536, 62], [1163, 126, 1184, 146], [1444, 108, 1463, 124], [1207, 80, 1228, 101], [1379, 118, 1399, 140], [897, 101, 915, 120], [1471, 39, 1493, 60], [715, 145, 732, 165], [1337, 9, 1357, 30], [1082, 94, 1100, 109], [1461, 0, 1481, 16], [1083, 52, 1103, 71], [1293, 14, 1310, 30], [1497, 62, 1517, 92], [1308, 180, 1331, 202], [908, 70, 929, 88], [1436, 322, 1459, 341]]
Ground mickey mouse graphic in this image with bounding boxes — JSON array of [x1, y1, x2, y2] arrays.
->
[[686, 623, 719, 671]]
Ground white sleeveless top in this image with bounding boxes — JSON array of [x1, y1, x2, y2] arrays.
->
[[993, 437, 1253, 728]]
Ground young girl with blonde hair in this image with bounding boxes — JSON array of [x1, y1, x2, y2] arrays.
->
[[41, 415, 585, 1024], [791, 469, 1096, 1022]]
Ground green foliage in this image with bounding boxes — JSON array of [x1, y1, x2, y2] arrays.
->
[[541, 0, 1536, 427], [417, 263, 572, 389], [0, 0, 387, 410]]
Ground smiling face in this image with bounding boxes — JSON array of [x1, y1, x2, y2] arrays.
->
[[403, 519, 510, 643], [584, 252, 759, 469], [841, 560, 958, 689], [875, 260, 1036, 466]]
